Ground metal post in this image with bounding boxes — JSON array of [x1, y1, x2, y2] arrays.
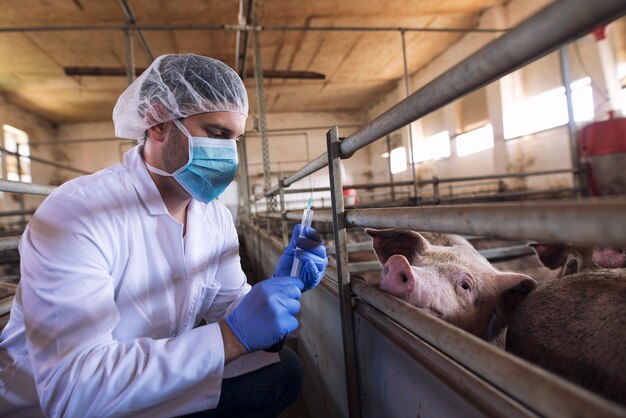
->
[[326, 126, 362, 418], [124, 29, 136, 85], [401, 30, 419, 203], [559, 46, 587, 197], [279, 177, 288, 247], [385, 135, 396, 200], [15, 144, 26, 228], [433, 175, 440, 204], [252, 4, 275, 211], [237, 135, 252, 222]]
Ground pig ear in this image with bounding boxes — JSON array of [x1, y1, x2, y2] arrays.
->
[[592, 246, 626, 269], [365, 229, 429, 265], [529, 243, 568, 270], [496, 273, 538, 325]]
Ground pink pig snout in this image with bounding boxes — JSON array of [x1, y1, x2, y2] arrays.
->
[[380, 254, 416, 299]]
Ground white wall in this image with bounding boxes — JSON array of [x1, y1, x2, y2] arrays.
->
[[55, 121, 132, 174], [360, 0, 625, 202]]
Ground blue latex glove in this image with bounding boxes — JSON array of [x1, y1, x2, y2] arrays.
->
[[274, 224, 328, 292], [225, 276, 303, 352]]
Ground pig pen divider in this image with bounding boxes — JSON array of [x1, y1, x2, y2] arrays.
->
[[242, 1, 626, 417]]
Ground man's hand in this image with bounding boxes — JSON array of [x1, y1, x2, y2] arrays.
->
[[274, 224, 328, 292], [225, 276, 303, 352]]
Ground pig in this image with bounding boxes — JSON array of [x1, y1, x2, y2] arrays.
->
[[530, 242, 626, 276], [365, 229, 537, 341], [506, 244, 626, 406]]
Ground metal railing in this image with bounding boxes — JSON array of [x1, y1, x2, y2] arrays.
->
[[241, 1, 626, 417]]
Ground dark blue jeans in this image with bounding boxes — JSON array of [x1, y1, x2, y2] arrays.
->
[[182, 347, 304, 418]]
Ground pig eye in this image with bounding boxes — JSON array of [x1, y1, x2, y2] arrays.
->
[[460, 281, 471, 291]]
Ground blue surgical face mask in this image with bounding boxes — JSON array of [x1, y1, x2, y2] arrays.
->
[[145, 119, 239, 204]]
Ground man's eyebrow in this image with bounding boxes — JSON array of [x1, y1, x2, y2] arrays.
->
[[199, 123, 243, 138]]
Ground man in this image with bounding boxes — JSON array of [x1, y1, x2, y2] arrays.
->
[[0, 54, 328, 417]]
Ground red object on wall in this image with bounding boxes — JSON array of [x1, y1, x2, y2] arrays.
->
[[592, 25, 608, 41], [579, 117, 626, 196]]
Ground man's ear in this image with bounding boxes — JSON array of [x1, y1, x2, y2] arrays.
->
[[146, 122, 169, 143]]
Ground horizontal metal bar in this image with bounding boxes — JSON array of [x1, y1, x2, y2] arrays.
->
[[0, 296, 13, 317], [437, 187, 580, 204], [31, 137, 133, 145], [354, 299, 536, 418], [0, 23, 506, 34], [0, 209, 36, 217], [284, 209, 334, 223], [351, 279, 626, 417], [282, 154, 328, 188], [0, 179, 55, 196], [329, 241, 534, 264], [348, 261, 381, 273], [0, 275, 19, 283], [436, 169, 576, 185], [478, 245, 535, 262], [345, 199, 626, 247], [0, 236, 21, 251], [0, 146, 91, 175], [328, 241, 374, 255]]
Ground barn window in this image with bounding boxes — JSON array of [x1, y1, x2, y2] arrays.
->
[[413, 130, 451, 163], [503, 77, 594, 139], [389, 147, 407, 174], [2, 125, 31, 183], [456, 124, 494, 157]]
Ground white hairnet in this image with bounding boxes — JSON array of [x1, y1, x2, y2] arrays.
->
[[113, 54, 248, 139]]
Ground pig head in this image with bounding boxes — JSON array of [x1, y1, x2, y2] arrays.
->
[[530, 242, 626, 276], [366, 229, 537, 341]]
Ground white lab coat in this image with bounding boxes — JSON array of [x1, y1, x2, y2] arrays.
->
[[0, 146, 258, 417]]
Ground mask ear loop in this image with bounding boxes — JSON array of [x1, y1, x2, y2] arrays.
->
[[171, 119, 193, 172], [144, 119, 193, 177]]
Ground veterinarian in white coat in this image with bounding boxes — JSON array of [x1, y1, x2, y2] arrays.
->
[[0, 54, 327, 418]]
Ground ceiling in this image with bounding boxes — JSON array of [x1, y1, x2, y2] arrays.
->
[[0, 0, 507, 125]]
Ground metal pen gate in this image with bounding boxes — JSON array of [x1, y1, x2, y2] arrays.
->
[[241, 0, 626, 417]]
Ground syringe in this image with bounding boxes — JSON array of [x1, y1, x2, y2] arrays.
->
[[290, 197, 314, 278], [265, 197, 314, 352]]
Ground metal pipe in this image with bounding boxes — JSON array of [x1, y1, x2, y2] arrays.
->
[[281, 168, 576, 194], [30, 137, 134, 145], [234, 0, 245, 69], [237, 0, 253, 78], [327, 126, 362, 418], [0, 236, 21, 251], [401, 30, 419, 202], [119, 0, 155, 62], [351, 279, 625, 418], [15, 144, 26, 227], [0, 24, 508, 34], [559, 46, 587, 197], [0, 179, 55, 196], [279, 178, 288, 247], [124, 28, 135, 84], [385, 135, 396, 200], [281, 0, 626, 187], [251, 2, 275, 211], [0, 146, 91, 175], [345, 199, 626, 247]]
